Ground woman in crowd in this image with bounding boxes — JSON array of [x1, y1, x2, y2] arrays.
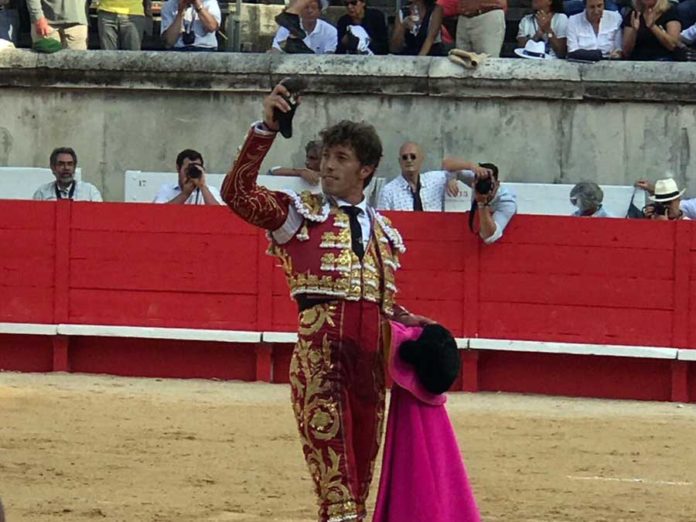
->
[[391, 0, 445, 56], [336, 0, 389, 54], [622, 0, 681, 60], [517, 0, 568, 58], [567, 0, 623, 57]]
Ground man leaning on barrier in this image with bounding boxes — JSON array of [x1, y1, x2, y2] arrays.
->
[[220, 79, 433, 521], [443, 156, 517, 244]]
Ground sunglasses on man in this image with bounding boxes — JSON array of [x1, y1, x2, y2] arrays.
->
[[401, 153, 417, 161], [344, 0, 359, 6]]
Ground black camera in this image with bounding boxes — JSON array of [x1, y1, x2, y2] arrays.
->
[[474, 162, 499, 195], [650, 201, 668, 217], [186, 163, 203, 179], [182, 30, 196, 46]]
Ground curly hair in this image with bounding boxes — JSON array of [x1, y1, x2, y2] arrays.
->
[[320, 120, 383, 187]]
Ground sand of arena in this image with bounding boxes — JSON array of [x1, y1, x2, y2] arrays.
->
[[1, 372, 696, 522]]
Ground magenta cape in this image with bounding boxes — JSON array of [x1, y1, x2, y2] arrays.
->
[[372, 323, 480, 522]]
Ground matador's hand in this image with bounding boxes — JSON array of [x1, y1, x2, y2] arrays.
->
[[263, 83, 294, 132]]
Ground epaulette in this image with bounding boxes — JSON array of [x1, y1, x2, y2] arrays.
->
[[374, 211, 406, 254], [288, 191, 330, 223]]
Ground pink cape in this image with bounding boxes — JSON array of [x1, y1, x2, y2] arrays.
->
[[372, 323, 480, 522]]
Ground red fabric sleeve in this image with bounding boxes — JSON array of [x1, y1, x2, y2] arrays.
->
[[220, 125, 292, 231]]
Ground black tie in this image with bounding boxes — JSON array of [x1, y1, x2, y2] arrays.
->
[[411, 180, 423, 211], [341, 206, 364, 260]]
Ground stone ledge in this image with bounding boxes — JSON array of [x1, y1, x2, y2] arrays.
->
[[2, 49, 696, 102]]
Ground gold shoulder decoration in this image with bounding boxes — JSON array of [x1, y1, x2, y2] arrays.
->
[[373, 212, 406, 254], [288, 191, 330, 223]]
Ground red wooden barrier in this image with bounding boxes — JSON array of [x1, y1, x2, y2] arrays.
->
[[1, 200, 695, 402]]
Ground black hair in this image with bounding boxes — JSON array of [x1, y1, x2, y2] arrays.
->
[[320, 120, 383, 188], [50, 147, 77, 167], [479, 162, 499, 180], [176, 149, 204, 170]]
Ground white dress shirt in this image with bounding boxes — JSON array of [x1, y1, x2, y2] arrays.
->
[[567, 10, 622, 56], [152, 182, 223, 204], [272, 19, 337, 54], [33, 181, 103, 201], [517, 13, 569, 58], [377, 170, 451, 212]]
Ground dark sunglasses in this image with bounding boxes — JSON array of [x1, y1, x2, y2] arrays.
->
[[344, 0, 359, 6], [401, 153, 417, 161]]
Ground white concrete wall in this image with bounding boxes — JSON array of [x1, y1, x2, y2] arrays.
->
[[1, 49, 695, 202]]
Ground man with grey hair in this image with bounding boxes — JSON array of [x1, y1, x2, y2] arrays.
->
[[569, 181, 612, 217]]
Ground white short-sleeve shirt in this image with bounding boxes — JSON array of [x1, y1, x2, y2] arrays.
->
[[272, 19, 338, 54], [33, 181, 103, 202], [566, 10, 622, 56], [517, 12, 569, 58], [152, 182, 223, 204], [377, 171, 451, 212], [161, 0, 222, 49]]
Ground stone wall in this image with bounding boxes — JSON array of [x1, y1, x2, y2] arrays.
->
[[1, 49, 696, 201]]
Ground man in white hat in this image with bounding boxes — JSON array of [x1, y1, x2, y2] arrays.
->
[[645, 178, 688, 220]]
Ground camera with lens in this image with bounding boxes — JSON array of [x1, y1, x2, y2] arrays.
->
[[648, 201, 668, 217], [474, 162, 499, 196], [186, 163, 203, 179], [182, 30, 196, 46]]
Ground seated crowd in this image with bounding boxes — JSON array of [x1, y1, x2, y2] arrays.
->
[[2, 0, 696, 60], [29, 143, 693, 250]]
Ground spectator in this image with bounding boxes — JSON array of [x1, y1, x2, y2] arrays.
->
[[454, 0, 507, 57], [0, 0, 19, 44], [268, 140, 322, 185], [569, 181, 612, 217], [564, 0, 618, 17], [336, 0, 389, 54], [680, 18, 696, 46], [517, 0, 568, 58], [27, 0, 88, 49], [33, 147, 102, 201], [153, 149, 223, 205], [161, 0, 220, 51], [635, 178, 696, 218], [377, 141, 463, 211], [272, 0, 337, 54], [98, 0, 151, 50], [391, 0, 445, 55], [443, 156, 517, 244], [567, 0, 623, 58], [622, 0, 681, 60], [643, 178, 689, 219]]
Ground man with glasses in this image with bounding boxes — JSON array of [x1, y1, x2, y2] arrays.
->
[[377, 141, 483, 211], [33, 147, 103, 201], [336, 0, 389, 54]]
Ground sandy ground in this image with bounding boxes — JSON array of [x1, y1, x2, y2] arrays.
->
[[1, 372, 696, 522]]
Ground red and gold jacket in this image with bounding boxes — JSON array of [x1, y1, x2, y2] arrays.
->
[[221, 124, 405, 316]]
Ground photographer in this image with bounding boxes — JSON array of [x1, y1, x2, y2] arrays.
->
[[643, 178, 689, 220], [161, 0, 220, 51], [153, 149, 223, 205], [443, 156, 517, 244]]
